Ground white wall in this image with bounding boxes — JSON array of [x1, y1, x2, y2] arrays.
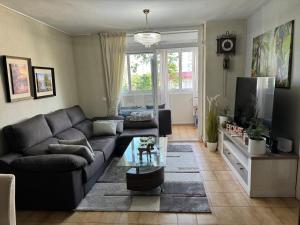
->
[[169, 93, 194, 124], [0, 6, 79, 155], [72, 35, 108, 118], [245, 0, 300, 198]]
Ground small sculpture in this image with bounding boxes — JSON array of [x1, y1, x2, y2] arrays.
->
[[138, 143, 154, 162]]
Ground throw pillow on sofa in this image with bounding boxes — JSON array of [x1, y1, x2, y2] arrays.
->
[[93, 121, 117, 136], [58, 138, 95, 157], [94, 120, 123, 133], [128, 111, 154, 122], [48, 144, 95, 163]]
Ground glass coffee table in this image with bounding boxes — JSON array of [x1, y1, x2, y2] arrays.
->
[[117, 137, 168, 191]]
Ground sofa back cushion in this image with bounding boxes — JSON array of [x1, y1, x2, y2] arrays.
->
[[24, 137, 59, 156], [8, 115, 53, 153], [56, 128, 86, 140], [66, 105, 86, 125], [74, 120, 93, 139], [45, 110, 72, 135]]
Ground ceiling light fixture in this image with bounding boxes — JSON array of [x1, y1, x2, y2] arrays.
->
[[134, 9, 161, 48]]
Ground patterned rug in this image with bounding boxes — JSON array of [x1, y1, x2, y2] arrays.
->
[[76, 144, 210, 212]]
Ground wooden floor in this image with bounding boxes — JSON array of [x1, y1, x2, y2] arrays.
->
[[168, 124, 199, 141], [17, 130, 299, 225]]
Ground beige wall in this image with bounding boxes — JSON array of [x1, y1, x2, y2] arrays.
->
[[0, 6, 79, 155], [244, 0, 300, 198], [205, 20, 247, 115], [201, 19, 246, 141], [72, 35, 107, 118]]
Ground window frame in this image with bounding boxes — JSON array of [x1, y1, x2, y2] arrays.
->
[[122, 52, 154, 95], [121, 47, 196, 94], [166, 47, 195, 93]]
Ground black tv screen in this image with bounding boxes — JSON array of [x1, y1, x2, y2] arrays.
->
[[234, 77, 275, 129]]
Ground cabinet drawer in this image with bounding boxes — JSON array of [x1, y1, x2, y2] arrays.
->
[[223, 148, 248, 184]]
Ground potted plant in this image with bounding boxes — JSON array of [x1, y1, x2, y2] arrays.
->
[[206, 95, 219, 151], [246, 120, 267, 155]]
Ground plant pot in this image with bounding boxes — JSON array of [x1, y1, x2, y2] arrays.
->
[[248, 138, 266, 155], [207, 142, 218, 152], [219, 116, 229, 127]]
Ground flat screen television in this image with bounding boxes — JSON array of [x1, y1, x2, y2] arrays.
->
[[234, 77, 276, 129]]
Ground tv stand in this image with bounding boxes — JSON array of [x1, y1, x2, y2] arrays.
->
[[218, 128, 298, 197]]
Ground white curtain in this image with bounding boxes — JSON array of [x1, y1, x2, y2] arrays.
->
[[99, 32, 126, 116]]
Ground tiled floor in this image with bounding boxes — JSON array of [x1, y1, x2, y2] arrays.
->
[[17, 142, 299, 225], [168, 125, 199, 141]]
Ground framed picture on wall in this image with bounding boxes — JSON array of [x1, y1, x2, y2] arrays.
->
[[3, 56, 33, 102], [32, 66, 56, 99], [251, 20, 294, 88]]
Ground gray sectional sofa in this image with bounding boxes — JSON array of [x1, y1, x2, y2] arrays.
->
[[0, 105, 171, 210]]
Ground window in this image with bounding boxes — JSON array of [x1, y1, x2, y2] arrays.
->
[[167, 49, 194, 91], [122, 53, 153, 92], [121, 48, 197, 93]]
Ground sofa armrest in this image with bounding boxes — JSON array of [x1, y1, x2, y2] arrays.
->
[[10, 154, 87, 172], [92, 116, 124, 121], [159, 109, 172, 136], [0, 153, 22, 173]]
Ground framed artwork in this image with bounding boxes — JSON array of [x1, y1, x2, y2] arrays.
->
[[3, 56, 33, 102], [32, 66, 56, 99], [251, 20, 294, 88]]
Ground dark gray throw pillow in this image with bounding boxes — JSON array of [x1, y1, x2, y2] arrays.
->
[[58, 138, 95, 157], [48, 144, 95, 164]]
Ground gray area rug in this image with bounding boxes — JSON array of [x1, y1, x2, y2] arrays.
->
[[77, 144, 210, 212]]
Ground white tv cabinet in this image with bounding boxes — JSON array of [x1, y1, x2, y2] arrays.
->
[[218, 128, 298, 197]]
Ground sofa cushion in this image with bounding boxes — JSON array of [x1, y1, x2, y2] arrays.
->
[[45, 110, 72, 135], [82, 151, 105, 182], [93, 121, 117, 136], [58, 138, 95, 157], [89, 136, 117, 160], [11, 115, 53, 153], [74, 120, 93, 139], [124, 119, 158, 129], [119, 128, 158, 138], [56, 128, 86, 140], [66, 105, 86, 125], [48, 144, 95, 164], [24, 137, 59, 156], [10, 154, 87, 172]]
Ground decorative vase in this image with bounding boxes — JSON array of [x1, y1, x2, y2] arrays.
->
[[207, 142, 218, 152], [248, 138, 266, 155], [219, 116, 229, 127]]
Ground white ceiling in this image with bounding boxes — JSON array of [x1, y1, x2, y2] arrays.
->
[[0, 0, 270, 35]]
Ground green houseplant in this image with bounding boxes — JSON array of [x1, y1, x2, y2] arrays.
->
[[206, 95, 219, 151], [246, 119, 267, 155]]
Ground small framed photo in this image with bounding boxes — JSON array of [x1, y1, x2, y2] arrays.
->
[[32, 66, 56, 99], [3, 56, 33, 102]]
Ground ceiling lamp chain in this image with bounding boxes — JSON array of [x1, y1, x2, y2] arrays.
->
[[134, 9, 161, 48]]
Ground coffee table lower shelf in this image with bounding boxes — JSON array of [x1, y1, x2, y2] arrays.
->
[[126, 167, 164, 191]]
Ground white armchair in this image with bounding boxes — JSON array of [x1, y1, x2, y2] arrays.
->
[[0, 174, 16, 225]]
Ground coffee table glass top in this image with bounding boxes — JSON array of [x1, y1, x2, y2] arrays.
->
[[117, 137, 168, 167]]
